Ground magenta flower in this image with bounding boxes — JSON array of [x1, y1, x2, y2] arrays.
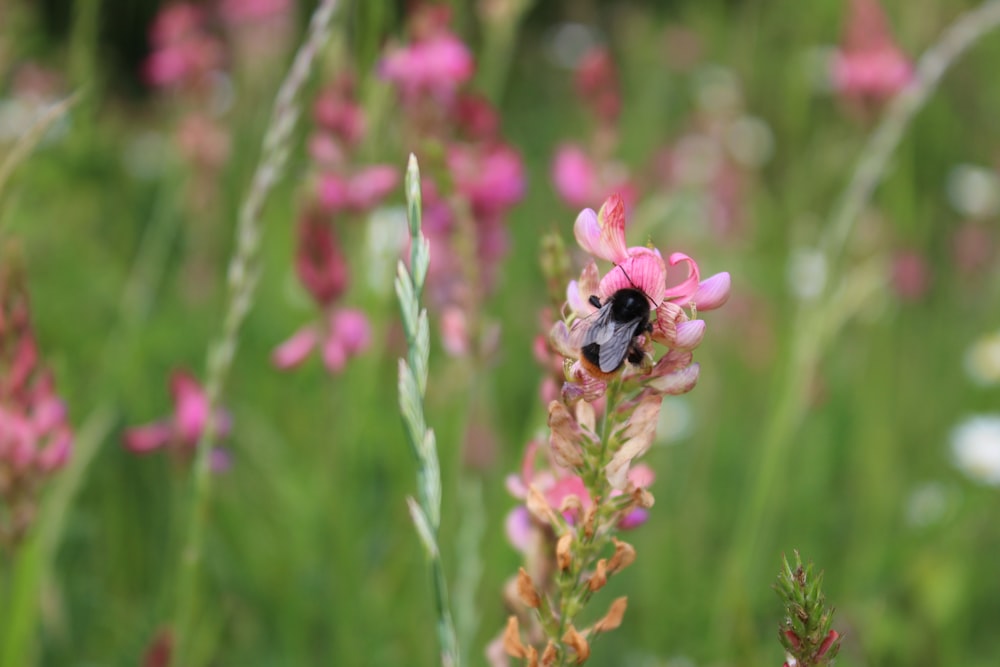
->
[[552, 144, 636, 210], [379, 31, 474, 102], [123, 371, 231, 467], [317, 165, 398, 214], [447, 142, 526, 217], [570, 194, 731, 312], [143, 3, 223, 89], [217, 0, 291, 25], [0, 268, 73, 477], [295, 212, 349, 307], [271, 308, 372, 374], [831, 0, 912, 103], [503, 438, 655, 553]]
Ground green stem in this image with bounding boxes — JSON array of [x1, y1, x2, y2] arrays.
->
[[168, 2, 340, 663]]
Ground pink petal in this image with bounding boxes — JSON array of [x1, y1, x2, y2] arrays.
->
[[317, 173, 350, 211], [574, 202, 628, 264], [691, 272, 731, 311], [330, 309, 372, 354], [598, 248, 667, 305], [673, 320, 706, 351], [271, 326, 319, 369], [617, 508, 649, 530], [440, 306, 469, 357], [662, 252, 702, 303], [321, 334, 347, 373], [38, 429, 72, 471], [505, 506, 533, 553], [552, 144, 598, 208], [647, 362, 700, 395], [566, 261, 601, 317], [627, 463, 656, 489], [123, 422, 173, 453], [170, 371, 209, 445], [347, 165, 399, 211]]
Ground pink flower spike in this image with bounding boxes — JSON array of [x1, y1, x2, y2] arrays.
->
[[598, 248, 667, 305], [691, 272, 731, 311], [662, 252, 702, 303], [170, 371, 210, 445], [271, 326, 319, 370], [123, 422, 173, 453], [574, 199, 629, 264]]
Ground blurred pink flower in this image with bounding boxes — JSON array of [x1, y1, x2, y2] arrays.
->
[[831, 0, 912, 103], [552, 144, 634, 210], [272, 308, 372, 374], [123, 371, 231, 465], [317, 165, 399, 214], [0, 265, 73, 479], [891, 249, 931, 301], [143, 3, 224, 88], [295, 212, 349, 307], [447, 142, 526, 217], [217, 0, 291, 24], [574, 47, 621, 123], [313, 78, 367, 148], [379, 32, 474, 102]]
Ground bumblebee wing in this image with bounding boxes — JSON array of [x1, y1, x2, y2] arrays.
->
[[568, 304, 615, 348], [596, 318, 643, 372]]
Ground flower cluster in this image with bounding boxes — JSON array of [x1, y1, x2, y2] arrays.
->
[[379, 4, 526, 356], [270, 73, 387, 373], [123, 370, 231, 471], [495, 194, 729, 665], [0, 256, 73, 547], [830, 0, 913, 111]]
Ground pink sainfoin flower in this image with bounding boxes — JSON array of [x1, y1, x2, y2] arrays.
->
[[377, 7, 524, 356], [378, 5, 474, 103], [496, 195, 729, 661], [831, 0, 912, 105], [1, 259, 73, 546], [551, 47, 634, 210], [271, 211, 372, 374], [123, 370, 231, 470], [310, 74, 399, 215], [143, 3, 224, 90]]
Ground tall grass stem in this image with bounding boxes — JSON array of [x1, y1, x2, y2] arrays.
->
[[169, 1, 340, 663], [396, 154, 460, 667]]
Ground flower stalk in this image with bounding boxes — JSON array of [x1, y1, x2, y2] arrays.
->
[[775, 552, 842, 667], [396, 154, 460, 667], [498, 195, 729, 665]]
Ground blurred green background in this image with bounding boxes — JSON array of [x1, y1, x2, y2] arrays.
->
[[3, 0, 1000, 665]]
